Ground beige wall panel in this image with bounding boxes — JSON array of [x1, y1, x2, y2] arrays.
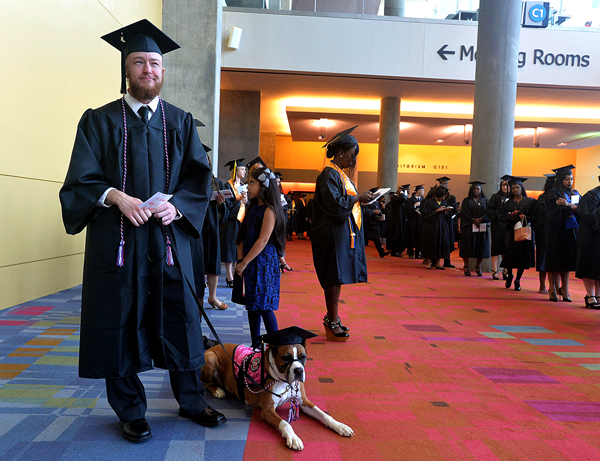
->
[[575, 145, 600, 195], [0, 254, 83, 311], [0, 176, 85, 267]]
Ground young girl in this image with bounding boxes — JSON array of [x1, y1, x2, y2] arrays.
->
[[235, 167, 286, 346]]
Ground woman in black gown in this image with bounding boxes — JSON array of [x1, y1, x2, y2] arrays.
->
[[459, 181, 490, 277], [500, 178, 536, 291], [404, 185, 424, 259], [488, 177, 510, 280], [311, 127, 373, 341], [533, 174, 555, 294], [545, 165, 580, 302], [421, 185, 454, 270], [575, 167, 600, 309]]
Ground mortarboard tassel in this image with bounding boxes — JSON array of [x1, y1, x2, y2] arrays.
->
[[287, 381, 301, 423], [116, 239, 125, 267], [165, 236, 174, 266]]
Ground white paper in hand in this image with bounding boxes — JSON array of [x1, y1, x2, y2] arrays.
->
[[365, 188, 391, 205], [139, 192, 173, 210], [210, 189, 234, 201]]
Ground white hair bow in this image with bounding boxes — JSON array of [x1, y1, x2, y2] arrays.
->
[[258, 168, 276, 188]]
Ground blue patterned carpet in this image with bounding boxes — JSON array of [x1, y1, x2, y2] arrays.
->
[[0, 283, 251, 461]]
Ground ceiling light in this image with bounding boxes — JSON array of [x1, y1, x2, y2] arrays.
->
[[557, 142, 567, 146], [435, 139, 444, 143]]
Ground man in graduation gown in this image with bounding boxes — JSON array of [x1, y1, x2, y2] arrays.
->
[[59, 20, 226, 443], [387, 185, 409, 256], [437, 176, 457, 267]]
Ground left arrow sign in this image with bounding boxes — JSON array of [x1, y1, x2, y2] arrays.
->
[[437, 44, 455, 60]]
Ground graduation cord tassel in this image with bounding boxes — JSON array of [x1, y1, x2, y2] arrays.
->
[[159, 98, 174, 266], [116, 238, 125, 267], [287, 381, 301, 423], [116, 97, 129, 267], [165, 236, 174, 266]]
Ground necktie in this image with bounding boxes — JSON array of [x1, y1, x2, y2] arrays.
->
[[138, 106, 149, 126]]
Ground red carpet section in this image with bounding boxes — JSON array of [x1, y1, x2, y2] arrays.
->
[[243, 240, 600, 461]]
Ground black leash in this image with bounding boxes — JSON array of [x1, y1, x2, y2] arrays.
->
[[159, 223, 286, 397]]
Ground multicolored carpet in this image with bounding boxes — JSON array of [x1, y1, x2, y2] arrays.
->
[[2, 239, 600, 460]]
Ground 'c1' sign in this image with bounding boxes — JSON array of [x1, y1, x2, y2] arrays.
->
[[522, 1, 550, 28]]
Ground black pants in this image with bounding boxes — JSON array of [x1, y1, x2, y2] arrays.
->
[[367, 237, 386, 256], [106, 370, 208, 423]]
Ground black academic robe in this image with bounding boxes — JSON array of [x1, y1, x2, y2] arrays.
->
[[420, 198, 453, 260], [459, 197, 490, 259], [534, 192, 548, 271], [500, 197, 536, 270], [386, 193, 407, 251], [60, 98, 211, 379], [404, 196, 423, 255], [311, 167, 367, 289], [193, 177, 227, 288], [219, 180, 242, 263], [296, 198, 307, 235], [575, 186, 600, 280], [286, 196, 297, 236], [487, 192, 509, 256], [363, 201, 383, 240], [447, 194, 459, 247], [544, 188, 580, 272]]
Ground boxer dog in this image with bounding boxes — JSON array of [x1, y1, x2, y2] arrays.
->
[[200, 326, 354, 451]]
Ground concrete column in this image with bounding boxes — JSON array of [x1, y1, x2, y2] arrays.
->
[[161, 0, 222, 175], [259, 132, 277, 168], [470, 0, 521, 193], [377, 97, 400, 191], [384, 0, 405, 17]]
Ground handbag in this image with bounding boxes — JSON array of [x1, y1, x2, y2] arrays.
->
[[514, 216, 532, 242], [231, 272, 245, 305]]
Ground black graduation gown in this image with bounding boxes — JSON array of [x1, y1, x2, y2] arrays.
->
[[534, 192, 548, 271], [500, 197, 536, 270], [404, 196, 422, 254], [311, 167, 367, 289], [287, 196, 297, 236], [219, 180, 242, 263], [193, 177, 227, 287], [447, 194, 459, 247], [420, 198, 453, 260], [544, 188, 580, 272], [364, 201, 383, 240], [487, 192, 509, 256], [386, 194, 406, 250], [296, 198, 307, 235], [575, 186, 600, 280], [459, 197, 490, 259], [59, 99, 211, 379]]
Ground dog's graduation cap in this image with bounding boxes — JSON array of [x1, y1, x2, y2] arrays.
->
[[101, 19, 180, 94], [257, 326, 317, 347]]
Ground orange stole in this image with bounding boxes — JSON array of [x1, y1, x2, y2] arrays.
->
[[228, 179, 245, 222], [325, 163, 362, 248]]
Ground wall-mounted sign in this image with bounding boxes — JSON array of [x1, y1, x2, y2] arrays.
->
[[522, 1, 550, 28]]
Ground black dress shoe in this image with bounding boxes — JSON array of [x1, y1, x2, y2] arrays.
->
[[179, 407, 227, 427], [514, 280, 521, 291], [380, 251, 391, 258], [391, 253, 402, 257], [121, 418, 152, 443], [443, 263, 455, 268]]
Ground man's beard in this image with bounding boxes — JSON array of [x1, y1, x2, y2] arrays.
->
[[127, 75, 164, 102]]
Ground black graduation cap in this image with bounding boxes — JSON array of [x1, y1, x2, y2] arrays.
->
[[401, 184, 411, 189], [256, 326, 317, 347], [274, 171, 283, 180], [552, 164, 575, 175], [436, 176, 451, 182], [468, 180, 486, 186], [500, 174, 513, 182], [508, 176, 528, 186], [202, 144, 211, 153], [369, 187, 379, 193], [246, 156, 267, 170], [101, 19, 180, 94], [193, 118, 205, 127], [543, 173, 556, 178], [224, 158, 245, 171], [415, 184, 425, 190], [322, 126, 358, 149]]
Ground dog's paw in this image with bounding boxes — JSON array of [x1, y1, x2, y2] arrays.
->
[[213, 388, 226, 399], [333, 422, 354, 437], [285, 433, 304, 451]]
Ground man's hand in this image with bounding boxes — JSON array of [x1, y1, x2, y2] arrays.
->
[[106, 189, 151, 227], [215, 191, 226, 205], [149, 201, 178, 226]]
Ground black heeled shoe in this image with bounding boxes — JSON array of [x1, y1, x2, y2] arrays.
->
[[492, 270, 500, 280], [514, 280, 521, 291], [226, 279, 234, 288], [505, 274, 513, 289], [323, 316, 350, 341], [463, 266, 471, 277], [549, 291, 558, 302], [502, 268, 508, 281], [560, 287, 572, 302], [585, 296, 600, 310], [280, 263, 294, 273], [475, 266, 482, 277]]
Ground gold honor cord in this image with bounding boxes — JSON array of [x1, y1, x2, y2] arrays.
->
[[326, 162, 362, 248]]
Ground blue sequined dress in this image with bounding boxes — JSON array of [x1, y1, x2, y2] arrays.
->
[[243, 204, 280, 311]]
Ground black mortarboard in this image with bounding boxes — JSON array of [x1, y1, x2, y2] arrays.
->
[[436, 176, 451, 182], [543, 173, 556, 178], [224, 158, 245, 171], [500, 174, 512, 182], [246, 156, 267, 170], [202, 144, 211, 153], [194, 118, 205, 127], [468, 181, 486, 186], [401, 184, 411, 189], [552, 164, 575, 175], [322, 126, 358, 149], [508, 176, 528, 186], [101, 19, 180, 94], [415, 184, 425, 190], [369, 187, 379, 193], [256, 326, 318, 347], [274, 171, 283, 180]]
